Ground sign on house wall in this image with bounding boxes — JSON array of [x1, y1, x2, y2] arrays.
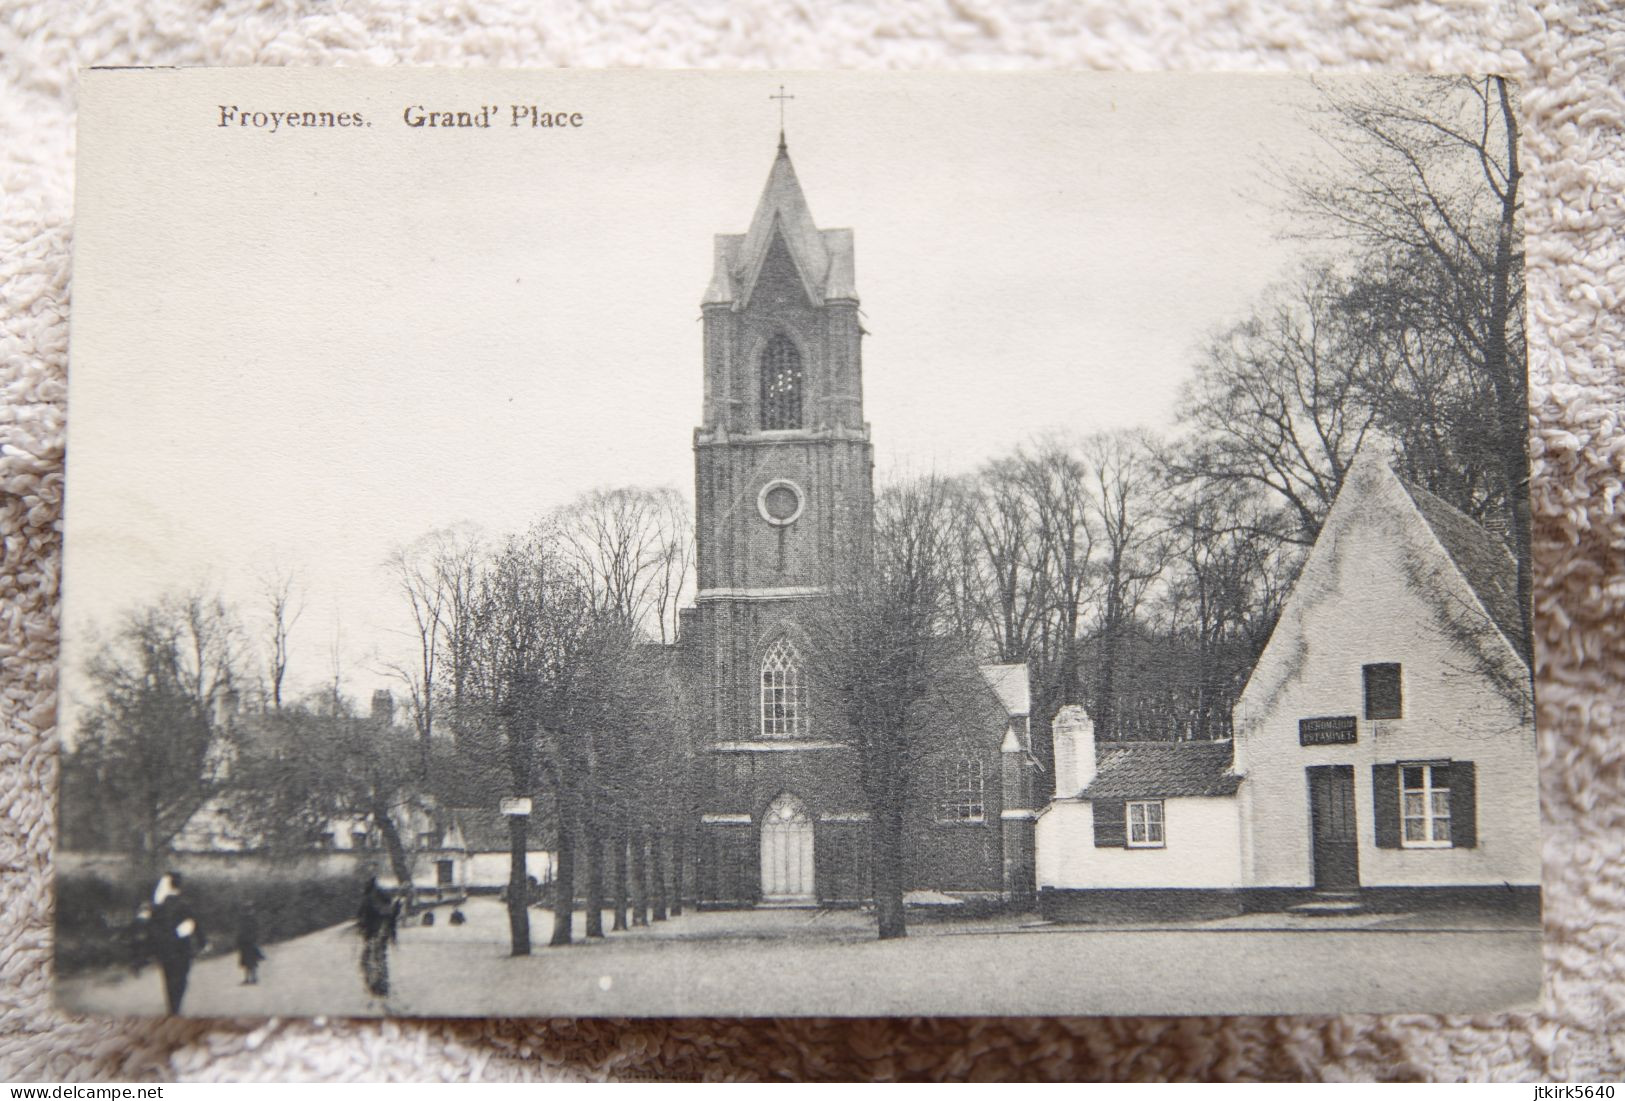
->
[[1299, 716, 1358, 746]]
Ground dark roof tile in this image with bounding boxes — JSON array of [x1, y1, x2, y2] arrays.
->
[[1397, 479, 1528, 663], [1079, 741, 1241, 799]]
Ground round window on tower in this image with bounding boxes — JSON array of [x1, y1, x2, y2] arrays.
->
[[758, 479, 805, 527]]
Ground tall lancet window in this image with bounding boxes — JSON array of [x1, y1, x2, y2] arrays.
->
[[760, 636, 808, 738], [760, 335, 803, 430]]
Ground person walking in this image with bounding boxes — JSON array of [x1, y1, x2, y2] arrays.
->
[[357, 877, 400, 999], [149, 872, 204, 1014], [235, 902, 264, 985]]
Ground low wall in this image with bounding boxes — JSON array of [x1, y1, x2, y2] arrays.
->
[[1039, 887, 1245, 924], [56, 849, 383, 976], [1039, 884, 1542, 925]]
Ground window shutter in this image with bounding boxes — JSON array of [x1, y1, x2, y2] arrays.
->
[[1449, 761, 1478, 848], [1372, 763, 1400, 848], [1093, 799, 1127, 848]]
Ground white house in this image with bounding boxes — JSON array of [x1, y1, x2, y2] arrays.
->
[[1036, 706, 1246, 920], [381, 803, 557, 901], [1231, 445, 1539, 909], [1036, 446, 1540, 919], [443, 807, 557, 895]]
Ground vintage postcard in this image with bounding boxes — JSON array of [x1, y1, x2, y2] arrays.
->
[[56, 69, 1540, 1017]]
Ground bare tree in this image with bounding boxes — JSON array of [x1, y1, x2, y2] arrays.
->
[[962, 458, 1049, 665], [462, 526, 603, 954], [232, 689, 420, 891], [806, 475, 988, 940], [1155, 481, 1294, 738], [62, 590, 241, 870], [1082, 431, 1166, 740], [1019, 440, 1097, 721], [1288, 74, 1528, 651], [384, 532, 462, 778], [257, 563, 304, 712], [1175, 265, 1378, 546], [553, 486, 693, 642]]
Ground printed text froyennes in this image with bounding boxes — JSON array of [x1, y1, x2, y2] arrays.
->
[[218, 105, 369, 132], [216, 105, 584, 133]]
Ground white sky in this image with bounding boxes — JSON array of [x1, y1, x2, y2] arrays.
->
[[63, 70, 1342, 724]]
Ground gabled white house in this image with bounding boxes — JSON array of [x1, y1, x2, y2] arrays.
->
[[1231, 445, 1538, 908], [1036, 446, 1540, 919]]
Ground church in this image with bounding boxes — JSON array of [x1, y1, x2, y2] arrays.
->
[[674, 137, 1042, 909]]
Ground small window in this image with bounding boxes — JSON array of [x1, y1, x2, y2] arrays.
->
[[940, 757, 986, 823], [1400, 764, 1452, 848], [436, 859, 455, 887], [318, 831, 336, 850], [351, 830, 369, 849], [1126, 800, 1165, 848], [1364, 663, 1403, 719]]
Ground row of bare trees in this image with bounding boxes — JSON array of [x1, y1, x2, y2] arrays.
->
[[369, 487, 694, 953], [890, 429, 1288, 748]]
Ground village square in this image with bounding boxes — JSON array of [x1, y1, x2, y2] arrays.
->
[[55, 74, 1539, 1018]]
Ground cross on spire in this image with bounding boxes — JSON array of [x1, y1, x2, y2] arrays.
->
[[770, 84, 795, 151]]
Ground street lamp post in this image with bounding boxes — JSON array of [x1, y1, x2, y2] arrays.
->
[[500, 796, 532, 956]]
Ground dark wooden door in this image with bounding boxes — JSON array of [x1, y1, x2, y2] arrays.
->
[[1307, 765, 1360, 890]]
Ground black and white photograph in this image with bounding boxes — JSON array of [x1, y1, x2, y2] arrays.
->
[[53, 69, 1539, 1018]]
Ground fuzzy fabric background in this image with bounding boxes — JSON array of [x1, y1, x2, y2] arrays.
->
[[2, 0, 1621, 1082]]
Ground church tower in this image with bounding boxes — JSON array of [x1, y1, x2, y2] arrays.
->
[[683, 137, 876, 907]]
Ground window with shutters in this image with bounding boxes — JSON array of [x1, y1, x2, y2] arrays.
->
[[1399, 763, 1452, 848], [760, 636, 808, 738], [1363, 663, 1403, 719], [940, 757, 986, 823], [1126, 800, 1165, 848], [760, 335, 803, 430]]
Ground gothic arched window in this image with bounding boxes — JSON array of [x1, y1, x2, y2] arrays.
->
[[760, 636, 808, 738], [941, 757, 986, 823], [760, 335, 803, 430]]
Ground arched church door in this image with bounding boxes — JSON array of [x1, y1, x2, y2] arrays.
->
[[760, 793, 816, 903]]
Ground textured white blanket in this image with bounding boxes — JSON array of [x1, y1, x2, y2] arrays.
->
[[1, 0, 1620, 1082]]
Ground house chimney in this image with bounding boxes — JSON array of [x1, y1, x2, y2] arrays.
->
[[371, 689, 395, 727], [1051, 704, 1096, 799]]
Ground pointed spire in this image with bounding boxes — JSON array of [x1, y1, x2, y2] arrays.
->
[[703, 133, 857, 308], [736, 142, 829, 306]]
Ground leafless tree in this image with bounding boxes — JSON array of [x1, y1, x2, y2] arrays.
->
[[1019, 440, 1097, 721], [806, 475, 989, 940], [257, 563, 304, 712], [553, 486, 693, 643], [61, 590, 241, 870], [1288, 74, 1528, 651], [385, 529, 483, 777], [1081, 431, 1166, 739], [961, 457, 1048, 665], [1154, 481, 1294, 738], [1175, 265, 1378, 546]]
